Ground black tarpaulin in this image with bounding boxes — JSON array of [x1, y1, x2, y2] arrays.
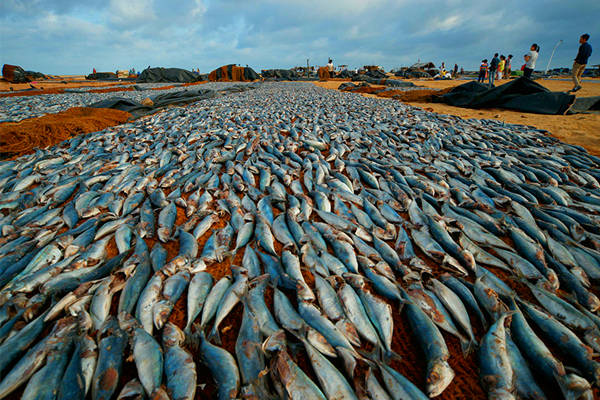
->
[[88, 83, 261, 119], [86, 72, 118, 80], [262, 69, 299, 80], [89, 89, 217, 118], [137, 67, 203, 83], [435, 77, 576, 115]]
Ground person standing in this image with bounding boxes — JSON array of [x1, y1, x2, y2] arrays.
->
[[505, 55, 513, 79], [453, 64, 458, 77], [497, 55, 506, 80], [489, 53, 500, 86], [327, 59, 334, 77], [570, 34, 592, 93], [478, 59, 488, 83], [523, 44, 539, 79]]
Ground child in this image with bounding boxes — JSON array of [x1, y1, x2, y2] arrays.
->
[[478, 59, 488, 83]]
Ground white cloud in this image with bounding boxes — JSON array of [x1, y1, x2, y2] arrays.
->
[[191, 0, 207, 17], [0, 0, 597, 74], [108, 0, 156, 26]]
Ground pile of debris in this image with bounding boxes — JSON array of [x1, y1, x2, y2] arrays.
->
[[393, 62, 438, 79]]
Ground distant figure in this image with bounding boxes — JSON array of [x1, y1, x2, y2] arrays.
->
[[453, 64, 458, 77], [93, 68, 96, 74], [497, 55, 506, 80], [523, 43, 539, 79], [478, 59, 488, 83], [327, 59, 334, 77], [570, 33, 592, 93], [460, 67, 464, 75], [489, 53, 500, 86], [505, 55, 513, 79]]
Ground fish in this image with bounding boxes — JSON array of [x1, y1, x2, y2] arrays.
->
[[478, 314, 514, 399], [163, 323, 197, 400], [198, 330, 239, 400], [402, 295, 454, 397], [92, 318, 127, 400], [132, 327, 163, 396]]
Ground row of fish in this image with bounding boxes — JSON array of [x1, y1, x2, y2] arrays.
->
[[0, 82, 599, 399]]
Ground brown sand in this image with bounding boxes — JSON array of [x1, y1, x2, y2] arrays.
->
[[0, 107, 131, 157], [315, 78, 600, 155], [0, 75, 131, 92]]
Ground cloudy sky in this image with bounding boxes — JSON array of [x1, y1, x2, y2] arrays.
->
[[1, 0, 598, 75]]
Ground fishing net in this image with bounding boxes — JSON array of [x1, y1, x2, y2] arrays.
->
[[0, 107, 131, 158], [208, 65, 258, 82], [318, 66, 330, 81]]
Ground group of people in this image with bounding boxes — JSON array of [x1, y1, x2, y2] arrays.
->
[[477, 33, 592, 92], [439, 62, 462, 79], [477, 54, 513, 85]]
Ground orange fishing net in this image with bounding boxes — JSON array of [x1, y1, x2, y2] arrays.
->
[[0, 107, 131, 158], [318, 67, 330, 81]]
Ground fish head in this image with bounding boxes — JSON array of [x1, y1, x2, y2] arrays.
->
[[426, 360, 455, 397], [262, 329, 287, 354], [153, 300, 173, 331], [162, 321, 185, 347]]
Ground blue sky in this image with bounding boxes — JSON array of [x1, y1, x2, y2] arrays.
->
[[1, 0, 598, 75]]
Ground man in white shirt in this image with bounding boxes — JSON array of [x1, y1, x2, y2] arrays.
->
[[327, 59, 334, 77], [523, 43, 539, 79]]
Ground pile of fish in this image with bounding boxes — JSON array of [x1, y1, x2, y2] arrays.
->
[[0, 82, 255, 122], [0, 81, 599, 399]]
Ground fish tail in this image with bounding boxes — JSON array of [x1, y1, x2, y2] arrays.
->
[[183, 323, 202, 351], [355, 347, 379, 367], [459, 336, 477, 357], [207, 325, 222, 345], [383, 348, 402, 363]]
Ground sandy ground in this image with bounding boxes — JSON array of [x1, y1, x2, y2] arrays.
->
[[315, 78, 600, 156], [0, 75, 134, 92]]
